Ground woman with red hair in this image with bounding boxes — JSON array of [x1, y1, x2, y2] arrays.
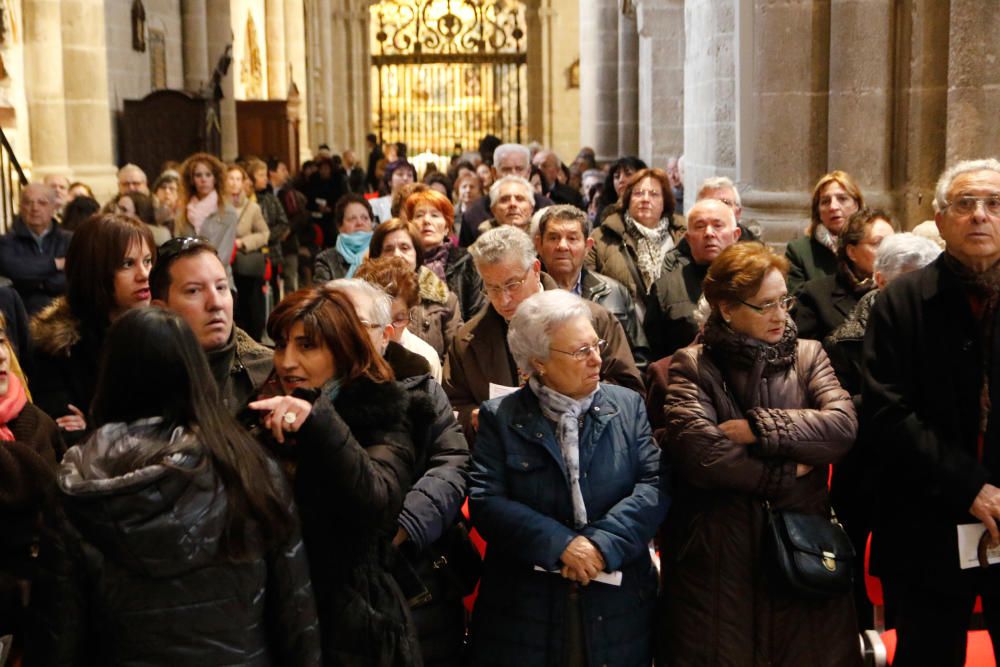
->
[[403, 188, 485, 321]]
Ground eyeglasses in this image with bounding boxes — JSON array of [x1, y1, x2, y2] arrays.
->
[[945, 195, 1000, 217], [550, 339, 607, 362], [632, 189, 663, 200], [482, 267, 532, 298], [390, 313, 412, 330], [738, 295, 796, 315], [358, 319, 385, 331]]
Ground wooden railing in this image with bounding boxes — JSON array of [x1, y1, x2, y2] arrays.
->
[[0, 127, 27, 234]]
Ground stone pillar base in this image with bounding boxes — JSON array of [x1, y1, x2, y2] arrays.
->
[[740, 190, 810, 247]]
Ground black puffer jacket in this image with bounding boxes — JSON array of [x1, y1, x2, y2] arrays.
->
[[26, 419, 320, 666], [281, 377, 422, 667], [388, 343, 473, 667]]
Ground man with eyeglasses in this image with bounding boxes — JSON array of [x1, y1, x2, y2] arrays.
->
[[149, 237, 273, 414], [443, 225, 642, 444], [863, 159, 1000, 666], [644, 197, 743, 361]]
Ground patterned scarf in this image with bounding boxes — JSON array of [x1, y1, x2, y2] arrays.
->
[[623, 212, 674, 292], [335, 230, 373, 278], [423, 243, 451, 283], [528, 374, 598, 529], [813, 223, 839, 255]]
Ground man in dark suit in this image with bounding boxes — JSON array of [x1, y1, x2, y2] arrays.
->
[[864, 159, 1000, 666], [532, 149, 585, 210]]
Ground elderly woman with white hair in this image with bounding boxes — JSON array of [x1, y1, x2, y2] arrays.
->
[[467, 289, 668, 667]]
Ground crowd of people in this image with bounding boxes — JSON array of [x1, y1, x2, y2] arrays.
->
[[0, 134, 998, 667]]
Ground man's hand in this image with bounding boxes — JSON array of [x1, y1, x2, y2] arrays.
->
[[470, 408, 480, 432], [55, 404, 86, 432], [795, 463, 813, 478], [54, 257, 66, 271], [559, 536, 605, 585], [971, 483, 1000, 545], [719, 419, 757, 445]]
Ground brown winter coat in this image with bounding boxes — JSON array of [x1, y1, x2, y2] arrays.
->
[[585, 211, 685, 302], [656, 316, 860, 667], [409, 266, 462, 362], [442, 273, 644, 445]]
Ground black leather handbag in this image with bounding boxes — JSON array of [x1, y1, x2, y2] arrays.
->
[[763, 501, 855, 599]]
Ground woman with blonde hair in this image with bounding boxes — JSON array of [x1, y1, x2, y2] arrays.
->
[[174, 152, 238, 282], [225, 163, 271, 340], [785, 170, 865, 293]]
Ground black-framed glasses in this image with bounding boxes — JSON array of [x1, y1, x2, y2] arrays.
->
[[550, 339, 607, 362], [482, 267, 532, 298], [738, 295, 796, 315], [945, 195, 1000, 217]]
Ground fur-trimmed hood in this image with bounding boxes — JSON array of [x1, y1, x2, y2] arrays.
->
[[30, 296, 81, 358], [417, 264, 450, 305]]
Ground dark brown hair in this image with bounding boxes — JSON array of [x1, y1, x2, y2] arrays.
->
[[703, 242, 790, 311], [620, 167, 676, 220], [66, 213, 157, 327], [369, 217, 425, 267], [178, 152, 227, 220], [355, 256, 421, 309], [266, 287, 394, 386], [333, 193, 374, 230], [837, 208, 895, 264]]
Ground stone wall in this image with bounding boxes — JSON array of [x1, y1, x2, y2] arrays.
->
[[541, 0, 581, 163], [636, 0, 683, 170]]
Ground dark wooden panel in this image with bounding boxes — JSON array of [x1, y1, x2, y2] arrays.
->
[[236, 100, 298, 170], [119, 90, 220, 177]]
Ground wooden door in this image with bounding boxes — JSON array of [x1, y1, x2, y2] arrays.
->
[[236, 100, 299, 169]]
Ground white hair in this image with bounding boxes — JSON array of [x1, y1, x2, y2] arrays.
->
[[873, 232, 942, 283], [697, 176, 741, 207], [117, 163, 147, 180], [489, 175, 534, 208], [469, 225, 537, 271], [492, 143, 531, 169], [507, 290, 593, 374], [326, 278, 392, 327], [933, 158, 1000, 213]]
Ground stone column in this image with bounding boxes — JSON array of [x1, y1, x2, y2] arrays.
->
[[347, 4, 371, 155], [946, 0, 1000, 163], [285, 0, 311, 162], [617, 4, 638, 156], [306, 0, 337, 151], [206, 0, 237, 159], [736, 0, 830, 242], [59, 0, 117, 195], [181, 0, 210, 91], [635, 0, 683, 168], [329, 4, 350, 152], [579, 0, 618, 161], [266, 0, 288, 100], [525, 0, 544, 145], [23, 0, 70, 177], [891, 0, 948, 228], [682, 0, 737, 207], [827, 0, 894, 209]]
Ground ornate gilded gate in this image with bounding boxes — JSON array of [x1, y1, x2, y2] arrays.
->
[[370, 0, 527, 156]]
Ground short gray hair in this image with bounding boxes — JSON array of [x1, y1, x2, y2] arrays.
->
[[117, 163, 147, 181], [493, 143, 531, 169], [535, 203, 590, 238], [697, 176, 741, 207], [686, 197, 737, 229], [326, 278, 392, 327], [469, 225, 537, 271], [933, 158, 1000, 213], [873, 232, 942, 283], [489, 175, 534, 208], [507, 290, 593, 373]]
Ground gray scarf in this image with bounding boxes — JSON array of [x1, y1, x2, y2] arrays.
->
[[623, 211, 674, 292], [528, 375, 598, 529]]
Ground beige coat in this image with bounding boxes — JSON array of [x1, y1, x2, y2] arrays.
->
[[233, 198, 270, 252]]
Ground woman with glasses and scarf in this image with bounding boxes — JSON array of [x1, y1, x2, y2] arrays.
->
[[467, 289, 668, 667], [585, 167, 684, 305], [655, 242, 860, 666], [793, 208, 896, 342]]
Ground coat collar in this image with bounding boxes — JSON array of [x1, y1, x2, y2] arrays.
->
[[504, 385, 619, 478]]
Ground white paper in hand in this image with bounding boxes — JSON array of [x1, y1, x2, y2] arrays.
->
[[957, 523, 1000, 569], [533, 565, 623, 586], [489, 383, 519, 399]]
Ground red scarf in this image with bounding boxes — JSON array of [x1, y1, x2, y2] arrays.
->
[[0, 371, 26, 441]]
